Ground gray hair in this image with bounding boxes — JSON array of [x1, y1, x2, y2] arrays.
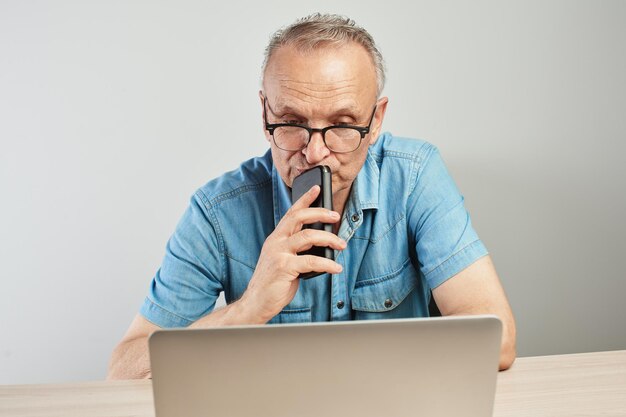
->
[[262, 13, 386, 96]]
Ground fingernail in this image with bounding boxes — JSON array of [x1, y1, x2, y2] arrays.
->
[[329, 211, 340, 219]]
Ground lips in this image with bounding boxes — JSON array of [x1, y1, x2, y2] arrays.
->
[[293, 167, 309, 177]]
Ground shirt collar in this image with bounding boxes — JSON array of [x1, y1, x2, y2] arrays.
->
[[353, 147, 380, 211]]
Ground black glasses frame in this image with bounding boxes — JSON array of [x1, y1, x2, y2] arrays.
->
[[263, 98, 377, 153]]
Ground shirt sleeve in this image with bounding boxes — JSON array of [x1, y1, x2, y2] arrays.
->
[[140, 191, 224, 328], [406, 144, 488, 289]]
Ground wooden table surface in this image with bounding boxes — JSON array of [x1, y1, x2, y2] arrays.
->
[[1, 350, 625, 417]]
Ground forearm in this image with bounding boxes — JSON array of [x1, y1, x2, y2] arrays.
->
[[432, 256, 517, 371], [108, 299, 270, 380], [189, 296, 270, 328], [107, 336, 152, 380], [445, 310, 516, 371], [498, 315, 517, 371]]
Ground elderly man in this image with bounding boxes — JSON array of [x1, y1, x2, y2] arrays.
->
[[108, 13, 516, 379]]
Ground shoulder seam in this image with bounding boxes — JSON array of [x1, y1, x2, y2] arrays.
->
[[199, 178, 273, 208], [409, 142, 436, 195]]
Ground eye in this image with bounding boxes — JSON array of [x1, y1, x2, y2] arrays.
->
[[332, 115, 357, 126], [333, 118, 356, 126], [279, 114, 305, 124]]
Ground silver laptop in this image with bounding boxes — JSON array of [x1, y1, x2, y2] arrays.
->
[[149, 315, 502, 417]]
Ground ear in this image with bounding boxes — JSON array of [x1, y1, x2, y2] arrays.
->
[[259, 90, 271, 143], [368, 96, 389, 145]]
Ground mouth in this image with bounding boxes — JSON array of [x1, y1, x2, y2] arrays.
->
[[293, 167, 309, 177], [292, 164, 338, 184]]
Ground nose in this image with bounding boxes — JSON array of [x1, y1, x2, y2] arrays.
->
[[302, 131, 330, 164]]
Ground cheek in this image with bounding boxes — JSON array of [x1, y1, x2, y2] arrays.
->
[[335, 150, 368, 181], [270, 148, 298, 186]]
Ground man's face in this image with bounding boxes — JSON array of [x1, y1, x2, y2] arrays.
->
[[261, 42, 388, 199]]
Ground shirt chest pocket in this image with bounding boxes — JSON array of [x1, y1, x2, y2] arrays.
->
[[351, 258, 418, 320], [267, 308, 312, 324]]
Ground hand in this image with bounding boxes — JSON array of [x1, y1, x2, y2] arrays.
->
[[241, 185, 346, 323]]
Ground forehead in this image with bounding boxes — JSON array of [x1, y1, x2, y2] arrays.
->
[[263, 42, 378, 109]]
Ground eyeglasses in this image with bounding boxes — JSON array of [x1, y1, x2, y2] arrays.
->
[[263, 98, 377, 153]]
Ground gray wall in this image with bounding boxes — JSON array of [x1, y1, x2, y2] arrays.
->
[[1, 1, 624, 384]]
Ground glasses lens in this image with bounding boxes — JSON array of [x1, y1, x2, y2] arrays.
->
[[273, 126, 309, 151], [325, 127, 362, 152]]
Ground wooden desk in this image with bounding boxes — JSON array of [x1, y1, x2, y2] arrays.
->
[[493, 350, 626, 416], [1, 350, 625, 417]]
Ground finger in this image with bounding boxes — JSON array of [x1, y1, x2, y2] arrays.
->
[[295, 207, 341, 226], [294, 254, 343, 275], [278, 206, 340, 235], [290, 229, 347, 253], [291, 184, 321, 210]]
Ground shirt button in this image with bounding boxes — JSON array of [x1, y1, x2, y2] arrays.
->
[[336, 300, 345, 309], [351, 213, 360, 222], [384, 299, 393, 308]]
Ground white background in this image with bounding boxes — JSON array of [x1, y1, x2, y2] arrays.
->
[[1, 0, 625, 383]]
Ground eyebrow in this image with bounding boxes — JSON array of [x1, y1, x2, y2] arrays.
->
[[271, 102, 361, 121]]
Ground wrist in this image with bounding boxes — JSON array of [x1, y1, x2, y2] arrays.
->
[[236, 291, 275, 325]]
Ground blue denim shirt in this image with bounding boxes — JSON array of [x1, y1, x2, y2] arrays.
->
[[140, 133, 488, 327]]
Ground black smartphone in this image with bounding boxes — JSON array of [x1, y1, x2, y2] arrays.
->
[[291, 165, 334, 279]]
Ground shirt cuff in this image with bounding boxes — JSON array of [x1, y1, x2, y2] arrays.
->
[[424, 240, 489, 289], [140, 297, 193, 328]]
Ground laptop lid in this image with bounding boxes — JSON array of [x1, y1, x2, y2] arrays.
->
[[149, 315, 502, 417]]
